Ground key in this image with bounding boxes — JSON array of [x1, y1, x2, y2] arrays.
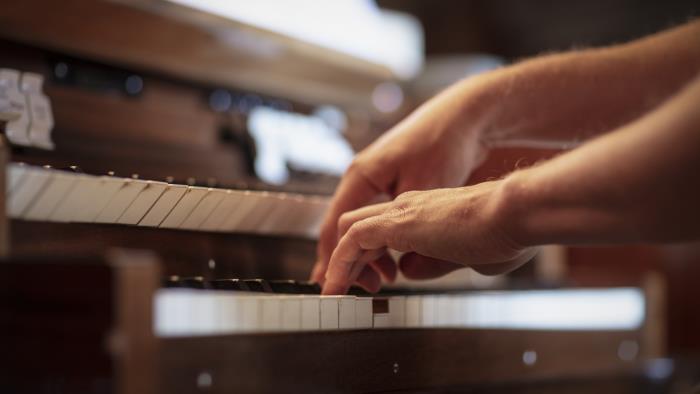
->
[[71, 175, 125, 222], [160, 186, 209, 228], [117, 180, 168, 225], [281, 296, 302, 331], [179, 188, 226, 230], [199, 190, 243, 231], [210, 279, 250, 291], [23, 170, 77, 220], [300, 296, 321, 330], [243, 279, 273, 293], [388, 296, 406, 328], [95, 178, 148, 223], [405, 296, 422, 328], [268, 280, 301, 294], [355, 297, 373, 329], [339, 296, 356, 329], [138, 184, 187, 227], [8, 167, 52, 217]]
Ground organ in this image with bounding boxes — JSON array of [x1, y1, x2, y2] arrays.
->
[[0, 1, 682, 393]]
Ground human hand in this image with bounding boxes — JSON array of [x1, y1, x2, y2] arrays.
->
[[310, 79, 494, 290], [321, 182, 537, 295]]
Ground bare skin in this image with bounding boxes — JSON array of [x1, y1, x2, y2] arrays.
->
[[310, 20, 700, 295]]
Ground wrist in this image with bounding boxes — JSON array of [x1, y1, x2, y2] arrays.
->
[[494, 168, 545, 249]]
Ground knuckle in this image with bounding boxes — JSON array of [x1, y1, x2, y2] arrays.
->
[[345, 221, 365, 240], [337, 212, 353, 233]]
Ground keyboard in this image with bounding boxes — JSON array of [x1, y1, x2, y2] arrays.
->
[[6, 163, 329, 238], [155, 277, 646, 336]]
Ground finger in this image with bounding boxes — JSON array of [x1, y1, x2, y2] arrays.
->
[[311, 168, 381, 283], [322, 217, 389, 295], [399, 253, 463, 280], [354, 265, 381, 293], [370, 254, 397, 283], [337, 202, 391, 241]]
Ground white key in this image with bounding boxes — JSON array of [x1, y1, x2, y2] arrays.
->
[[160, 186, 208, 228], [300, 296, 321, 330], [255, 193, 290, 235], [180, 188, 226, 230], [155, 289, 196, 337], [191, 292, 219, 335], [388, 297, 406, 328], [405, 296, 422, 328], [272, 194, 308, 236], [373, 314, 390, 328], [7, 163, 29, 195], [436, 295, 451, 327], [421, 295, 437, 327], [220, 191, 260, 232], [217, 292, 240, 333], [49, 175, 101, 222], [449, 295, 462, 327], [234, 191, 273, 233], [138, 184, 187, 227], [71, 176, 125, 222], [8, 167, 51, 217], [95, 179, 147, 223], [239, 296, 261, 332], [23, 171, 77, 220], [116, 181, 167, 225], [281, 297, 302, 331], [339, 296, 356, 329], [355, 297, 373, 329], [199, 190, 243, 231], [260, 297, 282, 331], [320, 296, 340, 330]]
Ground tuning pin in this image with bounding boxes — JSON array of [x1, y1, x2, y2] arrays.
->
[[165, 176, 175, 183], [206, 177, 218, 188], [186, 177, 196, 186], [106, 171, 116, 177], [131, 174, 140, 179]]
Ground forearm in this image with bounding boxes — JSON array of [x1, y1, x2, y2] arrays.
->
[[454, 19, 700, 148], [502, 74, 700, 247]]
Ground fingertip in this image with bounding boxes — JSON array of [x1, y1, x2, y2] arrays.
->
[[321, 280, 348, 295], [309, 262, 324, 283]]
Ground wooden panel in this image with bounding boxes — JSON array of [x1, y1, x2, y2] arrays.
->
[[10, 221, 317, 280], [160, 329, 644, 393], [0, 251, 160, 394], [0, 0, 392, 109]]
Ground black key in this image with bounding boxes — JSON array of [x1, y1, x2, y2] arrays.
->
[[294, 281, 321, 295], [163, 275, 184, 288], [347, 286, 370, 297], [210, 279, 249, 291], [243, 279, 273, 293], [180, 276, 208, 289], [268, 280, 301, 294]]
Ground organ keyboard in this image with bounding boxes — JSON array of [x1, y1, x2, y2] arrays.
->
[[6, 163, 328, 237]]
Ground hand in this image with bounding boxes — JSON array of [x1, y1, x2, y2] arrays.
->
[[310, 78, 494, 290], [321, 181, 538, 295]]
